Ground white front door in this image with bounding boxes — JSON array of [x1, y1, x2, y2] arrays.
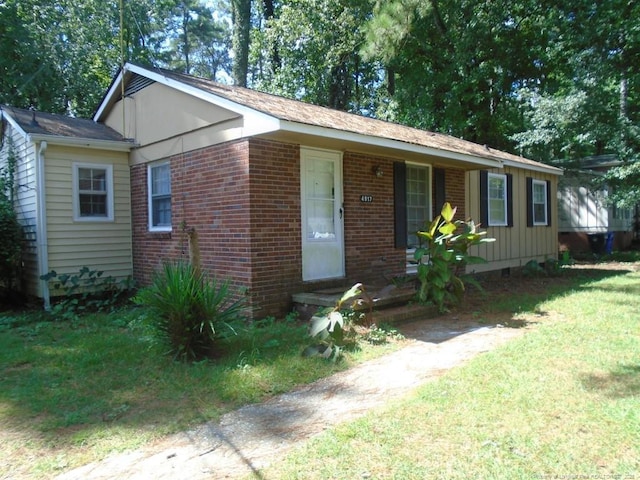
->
[[301, 148, 344, 281]]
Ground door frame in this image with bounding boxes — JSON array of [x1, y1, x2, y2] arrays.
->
[[300, 147, 345, 281]]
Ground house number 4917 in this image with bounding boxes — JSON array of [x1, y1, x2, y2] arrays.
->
[[360, 195, 373, 203]]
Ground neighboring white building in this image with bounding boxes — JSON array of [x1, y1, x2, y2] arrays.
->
[[557, 155, 637, 254]]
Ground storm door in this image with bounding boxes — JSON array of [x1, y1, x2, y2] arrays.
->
[[300, 148, 344, 281]]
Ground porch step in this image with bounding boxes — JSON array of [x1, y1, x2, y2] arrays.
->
[[292, 285, 439, 324]]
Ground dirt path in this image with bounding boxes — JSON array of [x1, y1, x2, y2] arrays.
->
[[56, 317, 527, 480]]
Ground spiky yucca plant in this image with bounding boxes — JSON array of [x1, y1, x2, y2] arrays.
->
[[134, 262, 245, 361]]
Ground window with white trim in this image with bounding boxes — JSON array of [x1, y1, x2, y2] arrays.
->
[[488, 173, 507, 226], [532, 179, 548, 225], [406, 164, 431, 248], [148, 161, 171, 231], [73, 163, 113, 221]]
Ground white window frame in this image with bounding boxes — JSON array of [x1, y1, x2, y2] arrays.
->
[[487, 172, 507, 226], [72, 163, 114, 222], [532, 179, 548, 226], [148, 161, 172, 232]]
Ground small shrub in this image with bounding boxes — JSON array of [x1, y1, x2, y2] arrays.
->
[[134, 262, 245, 361], [523, 259, 545, 277], [302, 283, 364, 361], [362, 324, 405, 345]]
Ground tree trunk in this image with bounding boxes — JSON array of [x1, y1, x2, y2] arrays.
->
[[231, 0, 251, 87]]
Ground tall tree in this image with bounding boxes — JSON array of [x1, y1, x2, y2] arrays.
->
[[231, 0, 251, 86], [0, 1, 65, 111], [251, 0, 379, 113], [361, 0, 548, 149]]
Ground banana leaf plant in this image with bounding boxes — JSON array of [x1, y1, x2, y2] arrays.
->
[[414, 202, 495, 312], [302, 283, 365, 361]]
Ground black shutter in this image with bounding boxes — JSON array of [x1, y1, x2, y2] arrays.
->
[[526, 177, 534, 227], [479, 170, 488, 227], [394, 162, 407, 248], [506, 173, 513, 227], [433, 168, 446, 216], [546, 180, 552, 227]]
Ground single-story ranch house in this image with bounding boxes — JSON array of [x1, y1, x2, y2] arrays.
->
[[0, 63, 562, 318]]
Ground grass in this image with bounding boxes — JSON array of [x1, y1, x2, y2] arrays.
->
[[257, 262, 640, 479], [0, 308, 403, 478], [2, 257, 639, 479]]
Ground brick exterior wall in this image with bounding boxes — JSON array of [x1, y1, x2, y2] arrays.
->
[[437, 166, 466, 220], [131, 137, 472, 319], [343, 152, 406, 283], [131, 139, 253, 309], [247, 139, 302, 317]]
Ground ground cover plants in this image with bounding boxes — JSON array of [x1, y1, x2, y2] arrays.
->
[[1, 256, 638, 478], [258, 260, 640, 479], [0, 289, 404, 478]]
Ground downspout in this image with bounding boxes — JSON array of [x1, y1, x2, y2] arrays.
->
[[35, 140, 51, 310]]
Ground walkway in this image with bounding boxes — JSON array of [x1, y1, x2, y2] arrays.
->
[[57, 318, 525, 480]]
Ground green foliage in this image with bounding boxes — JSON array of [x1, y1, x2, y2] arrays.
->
[[362, 323, 405, 346], [414, 202, 494, 312], [134, 262, 246, 362], [303, 283, 364, 361], [0, 146, 23, 294], [40, 267, 134, 321], [522, 259, 545, 277]]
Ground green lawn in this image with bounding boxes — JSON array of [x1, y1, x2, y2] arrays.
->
[[1, 260, 639, 479], [0, 308, 402, 478], [258, 264, 640, 479]]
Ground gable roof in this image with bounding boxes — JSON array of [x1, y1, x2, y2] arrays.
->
[[1, 104, 133, 151], [96, 63, 561, 174]]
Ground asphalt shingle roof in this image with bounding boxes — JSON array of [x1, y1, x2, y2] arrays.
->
[[152, 67, 558, 172], [1, 104, 127, 142]]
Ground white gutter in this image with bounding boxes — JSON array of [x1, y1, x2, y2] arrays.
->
[[35, 141, 50, 310], [27, 134, 134, 152], [278, 120, 504, 169]]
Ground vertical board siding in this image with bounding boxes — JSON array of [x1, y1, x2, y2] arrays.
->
[[467, 167, 559, 272], [44, 146, 132, 282]]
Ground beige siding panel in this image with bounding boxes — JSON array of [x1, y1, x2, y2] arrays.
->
[[466, 167, 559, 273], [111, 82, 240, 147], [44, 146, 132, 281]]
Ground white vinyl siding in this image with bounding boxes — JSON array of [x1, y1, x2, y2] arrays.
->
[[44, 146, 132, 283]]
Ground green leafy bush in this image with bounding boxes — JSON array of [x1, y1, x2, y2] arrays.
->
[[302, 283, 364, 361], [414, 202, 495, 312], [40, 267, 134, 321], [134, 262, 246, 361], [0, 148, 22, 294]]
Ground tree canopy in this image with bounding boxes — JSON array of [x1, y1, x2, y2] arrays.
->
[[1, 0, 638, 204]]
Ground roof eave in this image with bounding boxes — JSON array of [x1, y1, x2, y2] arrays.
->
[[501, 158, 564, 175], [0, 109, 30, 139], [278, 120, 504, 169], [28, 134, 135, 151]]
